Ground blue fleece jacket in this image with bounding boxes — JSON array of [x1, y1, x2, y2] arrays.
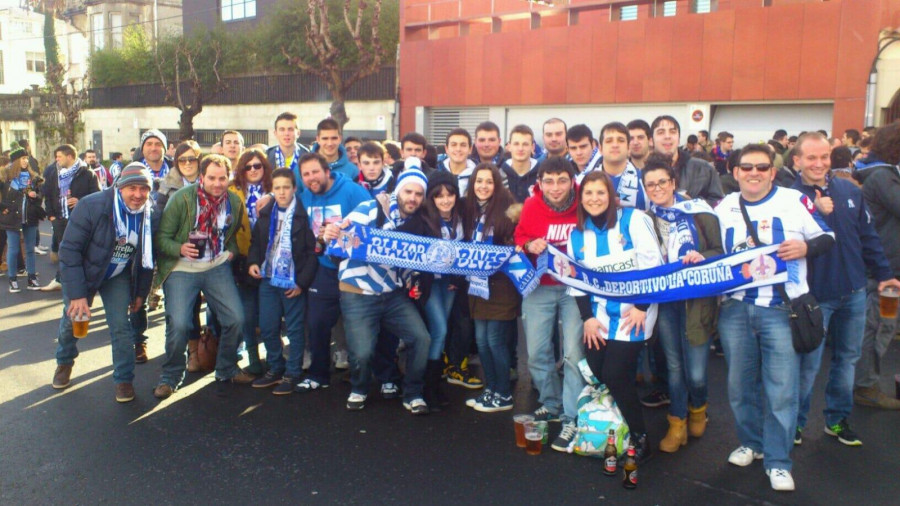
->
[[298, 171, 370, 270], [792, 175, 894, 301], [310, 143, 359, 183]]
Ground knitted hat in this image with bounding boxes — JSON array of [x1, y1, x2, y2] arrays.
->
[[116, 162, 153, 189], [427, 169, 459, 198], [140, 129, 167, 155], [9, 148, 27, 164], [394, 159, 428, 197]]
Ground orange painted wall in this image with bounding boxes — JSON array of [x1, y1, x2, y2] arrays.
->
[[398, 0, 897, 136]]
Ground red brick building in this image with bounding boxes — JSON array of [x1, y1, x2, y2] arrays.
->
[[399, 0, 900, 145]]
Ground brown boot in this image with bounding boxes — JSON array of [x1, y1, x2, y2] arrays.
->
[[688, 403, 709, 437], [659, 415, 687, 453], [135, 343, 148, 364], [187, 340, 201, 373], [52, 364, 73, 389]]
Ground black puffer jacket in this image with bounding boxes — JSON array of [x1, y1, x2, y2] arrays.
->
[[42, 161, 100, 219], [0, 178, 45, 230]]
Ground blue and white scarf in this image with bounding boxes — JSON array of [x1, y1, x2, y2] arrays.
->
[[467, 212, 493, 299], [107, 188, 153, 279], [575, 147, 603, 181], [651, 195, 714, 262], [57, 161, 80, 219], [142, 159, 169, 180], [245, 184, 263, 228], [361, 170, 393, 197], [326, 224, 541, 298], [609, 163, 649, 210], [263, 197, 297, 289], [11, 171, 30, 191], [274, 145, 301, 173]]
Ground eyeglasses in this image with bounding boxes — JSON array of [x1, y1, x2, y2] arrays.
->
[[644, 178, 671, 191], [738, 163, 773, 172], [245, 163, 264, 171], [178, 156, 198, 164]]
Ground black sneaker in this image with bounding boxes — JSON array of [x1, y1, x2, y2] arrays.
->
[[794, 428, 803, 446], [27, 276, 40, 291], [272, 376, 298, 395], [551, 422, 577, 452], [346, 392, 367, 411], [251, 371, 283, 389], [9, 279, 20, 293], [824, 418, 862, 446], [640, 390, 670, 408]]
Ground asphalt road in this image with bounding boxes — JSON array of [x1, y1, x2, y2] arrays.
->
[[2, 223, 900, 505]]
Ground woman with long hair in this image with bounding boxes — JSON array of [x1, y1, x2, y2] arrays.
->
[[462, 163, 521, 412], [229, 148, 273, 376], [0, 149, 44, 292], [642, 153, 722, 453], [569, 170, 663, 462], [414, 170, 465, 409]]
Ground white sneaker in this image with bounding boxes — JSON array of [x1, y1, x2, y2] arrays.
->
[[727, 446, 764, 467], [34, 247, 48, 256], [766, 468, 795, 491], [41, 279, 62, 292], [333, 349, 349, 370]]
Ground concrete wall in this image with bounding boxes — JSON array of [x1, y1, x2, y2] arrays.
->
[[82, 99, 395, 155]]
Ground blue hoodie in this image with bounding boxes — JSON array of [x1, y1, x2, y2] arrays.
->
[[792, 174, 894, 301], [299, 171, 370, 270], [311, 143, 359, 183]]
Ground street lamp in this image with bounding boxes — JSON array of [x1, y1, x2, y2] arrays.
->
[[865, 29, 900, 127]]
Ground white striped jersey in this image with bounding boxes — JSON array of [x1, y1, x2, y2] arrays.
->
[[715, 187, 833, 307], [567, 207, 663, 342]]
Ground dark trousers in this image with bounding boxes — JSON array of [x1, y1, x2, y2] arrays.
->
[[586, 339, 646, 435], [51, 218, 67, 281], [445, 291, 475, 367], [306, 266, 342, 384]]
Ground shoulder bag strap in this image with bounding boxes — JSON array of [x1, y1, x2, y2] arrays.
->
[[738, 198, 791, 305]]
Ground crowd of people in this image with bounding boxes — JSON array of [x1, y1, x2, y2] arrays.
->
[[3, 112, 900, 494]]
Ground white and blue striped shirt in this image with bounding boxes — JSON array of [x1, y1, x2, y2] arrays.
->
[[568, 207, 663, 342]]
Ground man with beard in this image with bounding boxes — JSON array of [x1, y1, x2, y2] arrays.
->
[[324, 165, 432, 415]]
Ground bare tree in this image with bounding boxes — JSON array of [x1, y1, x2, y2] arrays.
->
[[281, 0, 385, 128], [154, 29, 229, 141], [37, 2, 88, 146]]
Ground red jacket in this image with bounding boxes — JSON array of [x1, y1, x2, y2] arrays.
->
[[514, 185, 578, 285]]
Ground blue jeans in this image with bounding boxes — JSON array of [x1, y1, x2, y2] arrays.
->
[[341, 290, 430, 401], [258, 281, 307, 378], [238, 283, 260, 353], [306, 265, 341, 385], [159, 262, 245, 387], [55, 273, 135, 383], [474, 319, 514, 397], [657, 302, 710, 419], [522, 284, 585, 421], [718, 298, 799, 471], [6, 226, 37, 278], [798, 288, 866, 428], [423, 277, 456, 360]]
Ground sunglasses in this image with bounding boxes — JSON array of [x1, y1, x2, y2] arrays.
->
[[245, 163, 264, 171], [737, 163, 773, 172], [178, 156, 198, 163]]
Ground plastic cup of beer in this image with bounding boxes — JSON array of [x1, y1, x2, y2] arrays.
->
[[879, 287, 900, 319], [524, 422, 543, 455], [513, 414, 534, 448], [72, 314, 90, 339]]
